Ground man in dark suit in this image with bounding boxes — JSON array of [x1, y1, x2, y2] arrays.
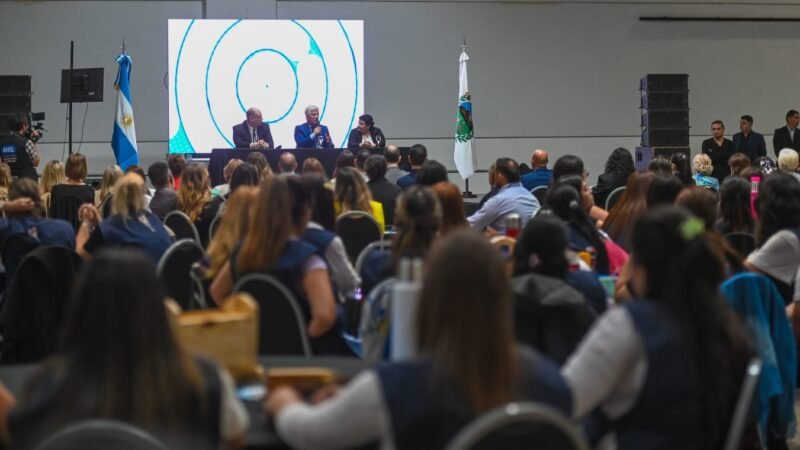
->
[[364, 155, 401, 226], [294, 105, 334, 149], [232, 107, 274, 149], [732, 115, 766, 162], [146, 161, 177, 219], [773, 109, 800, 156], [701, 120, 734, 182]]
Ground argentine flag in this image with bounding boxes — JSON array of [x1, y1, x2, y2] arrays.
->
[[112, 54, 139, 170]]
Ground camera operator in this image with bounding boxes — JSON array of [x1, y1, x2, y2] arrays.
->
[[0, 113, 40, 181]]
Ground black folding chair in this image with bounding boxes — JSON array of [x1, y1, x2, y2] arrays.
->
[[34, 419, 168, 450], [163, 211, 201, 244], [234, 273, 312, 357], [531, 186, 548, 205], [724, 232, 757, 258], [0, 246, 82, 364], [100, 194, 113, 219], [48, 196, 87, 231], [355, 240, 392, 276], [605, 186, 626, 211], [336, 211, 382, 263], [724, 358, 763, 450], [208, 215, 222, 243], [445, 402, 588, 450], [156, 239, 205, 310]]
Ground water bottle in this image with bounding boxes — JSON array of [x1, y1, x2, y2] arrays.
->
[[505, 213, 521, 238], [390, 257, 423, 361], [750, 175, 760, 220]]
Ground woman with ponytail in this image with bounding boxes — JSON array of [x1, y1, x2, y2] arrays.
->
[[562, 207, 753, 450]]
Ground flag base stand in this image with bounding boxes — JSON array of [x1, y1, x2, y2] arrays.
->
[[462, 179, 477, 199]]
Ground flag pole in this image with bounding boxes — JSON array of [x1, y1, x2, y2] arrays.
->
[[460, 38, 476, 199]]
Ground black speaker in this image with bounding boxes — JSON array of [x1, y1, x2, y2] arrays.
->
[[640, 74, 689, 148], [641, 110, 690, 128], [641, 128, 689, 147], [640, 92, 689, 110], [0, 76, 31, 96], [635, 146, 691, 171], [640, 74, 688, 92]]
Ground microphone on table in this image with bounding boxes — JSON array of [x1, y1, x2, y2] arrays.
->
[[275, 145, 282, 150]]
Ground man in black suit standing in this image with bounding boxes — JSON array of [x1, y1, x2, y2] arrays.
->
[[773, 109, 800, 156], [732, 115, 766, 162], [701, 120, 734, 182], [232, 107, 274, 150]]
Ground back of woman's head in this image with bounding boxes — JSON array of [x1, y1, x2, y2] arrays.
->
[[246, 151, 272, 177], [604, 147, 635, 179], [336, 150, 356, 170], [671, 152, 692, 179], [112, 173, 147, 219], [647, 156, 673, 177], [61, 248, 202, 425], [0, 163, 11, 189], [431, 182, 467, 235], [757, 172, 800, 244], [304, 174, 336, 231], [415, 160, 449, 186], [545, 184, 582, 221], [393, 186, 442, 269], [99, 165, 123, 199], [718, 176, 754, 233], [206, 187, 258, 279], [302, 157, 326, 177], [229, 163, 260, 193], [630, 207, 750, 448], [41, 161, 65, 193], [603, 171, 655, 244], [677, 187, 745, 271], [513, 215, 569, 277], [646, 175, 683, 208], [65, 153, 88, 181], [416, 229, 517, 414], [223, 158, 244, 183], [335, 166, 372, 212], [692, 154, 713, 176], [177, 164, 211, 221], [9, 178, 45, 217], [728, 153, 751, 176], [552, 155, 584, 181]]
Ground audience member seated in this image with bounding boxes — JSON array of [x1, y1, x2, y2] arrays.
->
[[355, 149, 370, 181], [278, 152, 298, 175], [755, 156, 779, 176], [177, 164, 224, 248], [675, 187, 744, 272], [269, 230, 572, 449], [478, 163, 499, 208], [7, 249, 248, 449], [552, 154, 608, 223], [304, 175, 360, 295], [592, 147, 635, 208], [0, 164, 10, 202], [246, 151, 273, 178], [360, 187, 442, 359], [76, 173, 173, 264], [746, 173, 800, 304], [205, 187, 258, 281], [168, 154, 187, 190], [214, 158, 243, 197], [646, 174, 683, 208], [383, 145, 408, 185], [778, 148, 800, 182], [94, 164, 122, 209], [728, 152, 751, 177], [334, 167, 385, 233], [671, 152, 695, 186], [521, 149, 552, 191], [431, 181, 467, 235], [414, 160, 449, 187], [39, 160, 64, 209], [468, 157, 538, 234], [227, 162, 260, 199], [332, 149, 355, 181], [692, 153, 720, 191], [147, 162, 177, 219], [210, 177, 349, 355], [513, 215, 607, 314], [716, 176, 755, 235], [50, 153, 95, 207], [396, 144, 427, 190], [601, 171, 655, 249], [365, 155, 401, 227], [302, 157, 326, 179], [545, 184, 612, 275], [562, 207, 752, 450], [646, 156, 672, 177]]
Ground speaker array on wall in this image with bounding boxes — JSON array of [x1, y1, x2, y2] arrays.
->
[[0, 76, 32, 136]]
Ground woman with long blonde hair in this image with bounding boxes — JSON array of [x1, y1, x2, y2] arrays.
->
[[334, 167, 385, 232], [0, 164, 12, 202], [95, 164, 123, 207], [177, 164, 223, 247], [39, 160, 65, 209], [205, 186, 257, 280]]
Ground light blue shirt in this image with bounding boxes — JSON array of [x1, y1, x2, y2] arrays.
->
[[468, 182, 540, 233]]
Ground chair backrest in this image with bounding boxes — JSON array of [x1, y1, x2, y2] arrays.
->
[[723, 232, 756, 258], [531, 186, 548, 205], [48, 196, 86, 231], [189, 262, 211, 309], [34, 419, 168, 450], [0, 232, 42, 286], [100, 194, 113, 219], [208, 214, 222, 243], [724, 358, 763, 450], [156, 239, 205, 310], [336, 211, 382, 263], [490, 235, 516, 259], [605, 186, 626, 211], [233, 273, 312, 357], [163, 211, 201, 244], [355, 240, 392, 276], [445, 402, 588, 450], [0, 246, 83, 364]]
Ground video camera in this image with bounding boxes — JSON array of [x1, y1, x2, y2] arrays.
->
[[24, 112, 45, 143]]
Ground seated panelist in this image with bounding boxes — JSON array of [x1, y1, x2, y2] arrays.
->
[[294, 105, 335, 149], [233, 107, 274, 150]]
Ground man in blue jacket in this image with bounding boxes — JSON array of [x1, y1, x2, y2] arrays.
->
[[732, 115, 767, 162], [294, 105, 335, 149]]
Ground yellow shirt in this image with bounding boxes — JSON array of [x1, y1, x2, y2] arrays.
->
[[334, 200, 385, 234]]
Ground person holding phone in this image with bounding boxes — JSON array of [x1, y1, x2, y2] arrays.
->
[[294, 105, 335, 149]]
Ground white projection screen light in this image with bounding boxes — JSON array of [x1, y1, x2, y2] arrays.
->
[[168, 19, 364, 153]]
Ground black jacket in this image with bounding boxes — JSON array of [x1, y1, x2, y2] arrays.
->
[[232, 121, 274, 149], [593, 172, 629, 209], [367, 177, 401, 226], [772, 126, 800, 156], [347, 127, 385, 150]]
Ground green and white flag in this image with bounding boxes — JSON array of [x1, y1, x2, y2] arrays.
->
[[454, 47, 475, 179]]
